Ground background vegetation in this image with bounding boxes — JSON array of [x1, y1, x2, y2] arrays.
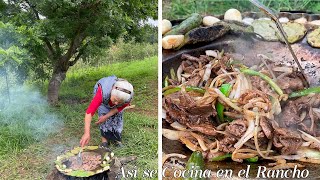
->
[[0, 1, 158, 179], [163, 0, 320, 19]]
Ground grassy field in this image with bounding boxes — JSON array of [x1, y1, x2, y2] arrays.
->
[[163, 0, 320, 19], [0, 56, 158, 179]]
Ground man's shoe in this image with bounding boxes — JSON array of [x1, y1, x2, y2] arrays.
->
[[114, 141, 124, 148], [99, 142, 111, 152]]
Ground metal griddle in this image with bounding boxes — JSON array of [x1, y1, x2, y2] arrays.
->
[[162, 12, 320, 180]]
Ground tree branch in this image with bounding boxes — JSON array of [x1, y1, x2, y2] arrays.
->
[[62, 27, 86, 62], [24, 0, 55, 59], [69, 51, 82, 67]]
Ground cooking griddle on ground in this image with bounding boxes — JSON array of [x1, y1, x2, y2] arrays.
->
[[162, 12, 320, 180], [54, 146, 113, 178]]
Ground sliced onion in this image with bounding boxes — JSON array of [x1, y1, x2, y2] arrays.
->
[[234, 118, 255, 149], [201, 63, 212, 85], [162, 129, 189, 140], [302, 141, 311, 147], [253, 114, 270, 159], [233, 152, 257, 160], [190, 132, 208, 151], [162, 153, 187, 165], [205, 50, 219, 58], [299, 129, 320, 144], [170, 121, 187, 131], [180, 136, 198, 151], [209, 72, 239, 88], [162, 108, 166, 119], [270, 95, 282, 115], [181, 73, 191, 78], [207, 140, 217, 150], [209, 141, 220, 153], [298, 158, 320, 164], [272, 66, 293, 73], [214, 88, 242, 112]]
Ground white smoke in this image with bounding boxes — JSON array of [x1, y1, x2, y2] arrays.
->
[[0, 85, 63, 140]]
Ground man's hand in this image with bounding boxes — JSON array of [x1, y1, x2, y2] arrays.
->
[[80, 133, 90, 147], [95, 115, 107, 125]]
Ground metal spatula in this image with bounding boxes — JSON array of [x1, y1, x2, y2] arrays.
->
[[77, 148, 83, 165]]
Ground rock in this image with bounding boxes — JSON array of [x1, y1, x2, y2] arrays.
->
[[307, 28, 320, 48], [279, 17, 289, 23], [224, 8, 242, 21], [258, 17, 271, 21], [281, 22, 307, 43], [162, 19, 172, 35], [162, 35, 185, 49], [202, 16, 220, 26], [242, 17, 254, 25], [309, 20, 320, 26], [252, 20, 279, 41], [294, 17, 307, 24]]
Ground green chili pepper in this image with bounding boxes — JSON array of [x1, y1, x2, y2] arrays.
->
[[164, 76, 169, 87], [216, 83, 232, 122], [289, 86, 320, 98], [210, 153, 232, 161], [185, 151, 205, 180], [170, 68, 176, 80], [163, 86, 205, 96], [244, 156, 259, 163], [240, 68, 283, 97]]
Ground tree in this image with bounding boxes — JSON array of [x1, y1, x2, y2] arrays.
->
[[0, 22, 30, 105], [0, 0, 157, 104]]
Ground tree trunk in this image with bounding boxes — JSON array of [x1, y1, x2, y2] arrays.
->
[[47, 67, 67, 105]]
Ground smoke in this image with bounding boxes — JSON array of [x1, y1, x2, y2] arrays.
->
[[0, 85, 64, 141]]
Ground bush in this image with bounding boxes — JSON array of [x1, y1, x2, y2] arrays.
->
[[96, 38, 157, 65]]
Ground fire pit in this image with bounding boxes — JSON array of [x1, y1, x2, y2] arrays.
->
[[54, 146, 113, 178]]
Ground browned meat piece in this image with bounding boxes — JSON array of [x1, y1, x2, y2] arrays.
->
[[185, 75, 201, 86], [272, 128, 302, 155], [199, 55, 212, 64], [278, 101, 301, 127], [225, 119, 247, 137], [168, 79, 179, 86], [181, 54, 201, 62], [69, 152, 102, 171], [277, 76, 304, 94], [249, 76, 273, 94], [182, 54, 210, 65], [219, 137, 237, 153], [164, 92, 217, 136], [181, 61, 195, 74], [260, 117, 273, 139], [187, 123, 217, 136], [295, 94, 320, 108]]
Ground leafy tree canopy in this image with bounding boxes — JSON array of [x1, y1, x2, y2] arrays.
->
[[0, 0, 157, 103]]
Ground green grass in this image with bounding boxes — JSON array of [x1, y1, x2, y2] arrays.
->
[[0, 56, 158, 179], [163, 0, 320, 19]]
